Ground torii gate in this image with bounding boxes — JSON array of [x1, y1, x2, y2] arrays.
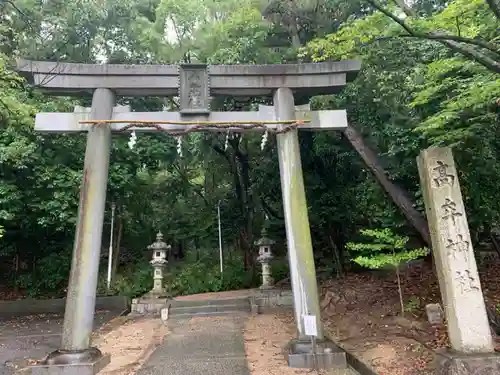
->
[[17, 59, 360, 373]]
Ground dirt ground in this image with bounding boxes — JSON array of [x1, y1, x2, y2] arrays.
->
[[92, 317, 169, 375], [317, 262, 500, 375], [319, 274, 437, 375], [244, 312, 336, 375]]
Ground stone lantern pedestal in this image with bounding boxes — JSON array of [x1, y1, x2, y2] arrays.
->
[[149, 258, 167, 297], [255, 226, 275, 290], [130, 231, 171, 316]]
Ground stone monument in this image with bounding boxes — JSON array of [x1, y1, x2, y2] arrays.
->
[[417, 147, 500, 374], [425, 303, 444, 326]]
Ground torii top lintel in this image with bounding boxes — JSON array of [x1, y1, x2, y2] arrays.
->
[[17, 60, 361, 99]]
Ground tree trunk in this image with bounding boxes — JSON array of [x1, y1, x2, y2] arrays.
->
[[328, 235, 343, 278], [230, 137, 255, 270], [212, 136, 255, 270], [485, 0, 500, 20], [343, 126, 431, 246], [332, 224, 347, 275], [178, 240, 185, 260], [396, 263, 405, 316]]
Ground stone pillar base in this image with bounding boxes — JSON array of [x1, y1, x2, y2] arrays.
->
[[437, 349, 500, 374], [251, 288, 293, 314], [285, 339, 347, 369], [147, 289, 169, 298], [259, 283, 275, 290], [31, 348, 110, 375], [130, 296, 168, 316]]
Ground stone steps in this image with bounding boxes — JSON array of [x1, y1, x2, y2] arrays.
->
[[167, 310, 250, 320], [162, 297, 251, 321], [169, 297, 251, 308]]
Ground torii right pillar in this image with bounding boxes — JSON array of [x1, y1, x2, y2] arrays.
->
[[274, 87, 349, 369], [418, 147, 500, 374], [274, 88, 323, 341]]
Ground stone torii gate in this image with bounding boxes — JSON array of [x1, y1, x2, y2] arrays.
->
[[17, 59, 360, 374]]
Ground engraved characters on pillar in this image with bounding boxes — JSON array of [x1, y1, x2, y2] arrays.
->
[[441, 198, 463, 225], [432, 160, 455, 188], [430, 159, 476, 295], [446, 235, 469, 263], [455, 270, 480, 293]]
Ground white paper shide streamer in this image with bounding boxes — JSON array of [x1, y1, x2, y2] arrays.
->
[[128, 131, 137, 150], [260, 129, 269, 150], [176, 136, 183, 157]]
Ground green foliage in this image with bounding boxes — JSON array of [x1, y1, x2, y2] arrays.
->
[[167, 251, 259, 296], [411, 59, 500, 145], [271, 258, 290, 282], [347, 228, 428, 269], [405, 296, 421, 313], [97, 261, 153, 298], [16, 251, 72, 298], [0, 0, 498, 300]]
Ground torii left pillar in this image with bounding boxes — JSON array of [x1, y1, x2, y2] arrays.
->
[[38, 89, 115, 374]]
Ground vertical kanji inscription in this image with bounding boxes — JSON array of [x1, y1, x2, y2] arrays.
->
[[179, 64, 210, 114]]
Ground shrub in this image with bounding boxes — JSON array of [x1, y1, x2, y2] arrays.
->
[[97, 260, 152, 298], [271, 257, 290, 282], [347, 228, 428, 315], [167, 253, 259, 296], [16, 251, 72, 298]]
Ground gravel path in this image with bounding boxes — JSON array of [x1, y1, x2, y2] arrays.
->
[[135, 315, 250, 375], [0, 310, 120, 375]]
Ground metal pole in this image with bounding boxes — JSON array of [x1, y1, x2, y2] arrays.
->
[[61, 88, 115, 353], [218, 201, 223, 275], [107, 202, 116, 291], [274, 87, 323, 341]]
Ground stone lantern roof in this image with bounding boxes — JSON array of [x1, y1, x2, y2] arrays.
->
[[255, 227, 275, 247], [147, 231, 171, 252]]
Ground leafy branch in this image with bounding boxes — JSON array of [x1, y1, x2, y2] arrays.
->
[[365, 0, 500, 73], [485, 0, 500, 20]]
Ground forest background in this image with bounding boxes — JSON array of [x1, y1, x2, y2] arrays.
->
[[0, 0, 498, 299]]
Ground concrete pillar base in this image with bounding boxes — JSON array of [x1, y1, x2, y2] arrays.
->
[[259, 284, 275, 290], [31, 348, 109, 375], [437, 349, 500, 374], [146, 289, 169, 299], [251, 288, 293, 313], [130, 296, 168, 316], [285, 338, 347, 369]]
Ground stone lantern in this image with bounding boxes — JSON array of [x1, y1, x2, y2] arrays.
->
[[147, 231, 170, 297], [255, 226, 275, 289]]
